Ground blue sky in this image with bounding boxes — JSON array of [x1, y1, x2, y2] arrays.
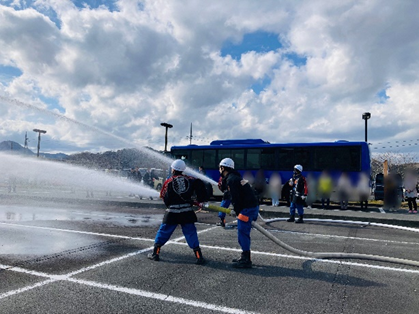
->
[[221, 31, 307, 94], [221, 31, 282, 60], [0, 65, 22, 84], [0, 0, 418, 156]]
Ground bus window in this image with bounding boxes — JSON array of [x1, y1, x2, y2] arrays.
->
[[232, 149, 245, 168], [190, 150, 203, 168], [203, 150, 216, 169], [247, 148, 278, 170], [314, 147, 336, 171], [247, 149, 261, 169], [294, 148, 311, 169], [278, 148, 294, 170], [347, 146, 362, 172], [171, 149, 190, 161], [218, 149, 245, 169], [314, 146, 361, 172], [260, 148, 276, 170]]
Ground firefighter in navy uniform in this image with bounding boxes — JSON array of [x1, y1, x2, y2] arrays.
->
[[148, 159, 208, 264], [219, 158, 259, 268], [287, 164, 308, 223]]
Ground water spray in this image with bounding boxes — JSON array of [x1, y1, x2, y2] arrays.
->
[[0, 152, 159, 198], [0, 95, 217, 186], [196, 202, 419, 268]]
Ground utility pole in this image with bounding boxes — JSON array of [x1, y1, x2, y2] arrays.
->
[[24, 132, 28, 154], [33, 129, 47, 157], [189, 123, 193, 145], [160, 123, 173, 153], [24, 132, 28, 148], [362, 112, 371, 142]]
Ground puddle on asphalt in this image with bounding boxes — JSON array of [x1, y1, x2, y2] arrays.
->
[[0, 204, 163, 227]]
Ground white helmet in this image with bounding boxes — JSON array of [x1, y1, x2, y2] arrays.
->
[[171, 159, 186, 172], [219, 158, 235, 169], [294, 164, 303, 172]]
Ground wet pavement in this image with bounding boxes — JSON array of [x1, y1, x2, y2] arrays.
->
[[0, 191, 419, 313]]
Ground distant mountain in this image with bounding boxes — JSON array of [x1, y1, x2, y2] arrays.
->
[[0, 141, 168, 167], [40, 152, 69, 160], [0, 141, 68, 160], [0, 140, 34, 155]]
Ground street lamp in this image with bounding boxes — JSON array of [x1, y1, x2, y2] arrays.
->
[[33, 129, 47, 157], [362, 112, 371, 142], [160, 122, 173, 153]]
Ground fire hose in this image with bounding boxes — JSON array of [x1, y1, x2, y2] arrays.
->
[[196, 202, 419, 268]]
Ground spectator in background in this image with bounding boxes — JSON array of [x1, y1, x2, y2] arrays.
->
[[143, 168, 158, 200], [127, 168, 136, 181], [306, 173, 317, 209], [404, 170, 418, 214], [268, 172, 282, 207], [198, 166, 206, 176], [135, 167, 142, 183], [243, 171, 255, 186], [357, 172, 370, 209], [384, 171, 400, 211], [318, 170, 333, 209], [337, 172, 352, 210], [253, 169, 267, 204], [281, 181, 292, 207], [199, 166, 213, 199]]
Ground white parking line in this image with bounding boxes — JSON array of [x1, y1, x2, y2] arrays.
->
[[0, 221, 419, 313], [0, 279, 58, 300], [268, 229, 419, 246], [2, 222, 419, 274], [0, 222, 154, 242], [0, 225, 257, 313], [67, 278, 259, 314]]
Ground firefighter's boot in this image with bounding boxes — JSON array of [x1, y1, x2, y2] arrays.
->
[[194, 247, 205, 265], [216, 218, 226, 228], [232, 251, 252, 268], [287, 215, 295, 222], [295, 215, 304, 223], [147, 244, 161, 261]]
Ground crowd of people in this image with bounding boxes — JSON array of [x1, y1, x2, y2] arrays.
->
[[127, 167, 159, 188]]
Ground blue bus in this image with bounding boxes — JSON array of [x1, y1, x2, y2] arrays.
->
[[170, 139, 371, 199]]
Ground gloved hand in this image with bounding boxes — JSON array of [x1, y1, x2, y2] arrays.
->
[[301, 195, 306, 201], [230, 209, 236, 217]]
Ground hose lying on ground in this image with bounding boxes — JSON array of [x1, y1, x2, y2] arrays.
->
[[197, 202, 419, 268]]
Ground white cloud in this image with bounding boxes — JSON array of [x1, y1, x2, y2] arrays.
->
[[0, 0, 418, 157]]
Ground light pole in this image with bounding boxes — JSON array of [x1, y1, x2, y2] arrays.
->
[[362, 112, 371, 142], [160, 123, 173, 153], [33, 129, 47, 157]]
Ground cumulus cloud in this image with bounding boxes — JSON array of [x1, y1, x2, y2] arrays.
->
[[0, 0, 418, 156]]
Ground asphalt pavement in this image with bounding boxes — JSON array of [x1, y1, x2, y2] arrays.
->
[[0, 188, 419, 313]]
